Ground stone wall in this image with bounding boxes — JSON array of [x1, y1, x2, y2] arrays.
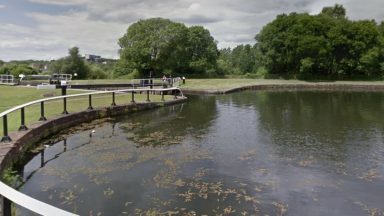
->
[[0, 98, 187, 174]]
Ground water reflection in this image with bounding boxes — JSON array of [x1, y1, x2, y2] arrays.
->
[[119, 95, 218, 147], [17, 91, 384, 215]]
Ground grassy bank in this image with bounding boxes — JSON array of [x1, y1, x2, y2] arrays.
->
[[180, 79, 384, 91], [0, 85, 171, 136], [72, 78, 384, 92]]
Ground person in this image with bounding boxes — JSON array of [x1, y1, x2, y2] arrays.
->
[[162, 75, 167, 88], [169, 75, 173, 86]]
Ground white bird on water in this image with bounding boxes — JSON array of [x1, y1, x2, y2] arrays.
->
[[90, 129, 96, 137]]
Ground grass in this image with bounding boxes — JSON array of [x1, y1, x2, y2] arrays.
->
[[70, 78, 384, 92], [0, 85, 172, 137], [180, 78, 384, 91]]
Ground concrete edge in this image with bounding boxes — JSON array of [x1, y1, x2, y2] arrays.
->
[[0, 97, 187, 174]]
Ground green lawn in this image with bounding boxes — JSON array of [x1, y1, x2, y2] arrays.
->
[[0, 85, 172, 136], [181, 79, 384, 91], [72, 78, 384, 92]]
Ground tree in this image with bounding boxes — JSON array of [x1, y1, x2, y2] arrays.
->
[[255, 5, 382, 79], [50, 47, 89, 79], [118, 18, 183, 77], [118, 18, 219, 77], [187, 26, 218, 75], [321, 4, 346, 19], [66, 47, 88, 79], [0, 64, 38, 77]]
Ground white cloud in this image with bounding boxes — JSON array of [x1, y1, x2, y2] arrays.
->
[[188, 3, 201, 11], [2, 0, 383, 60], [28, 0, 87, 5], [0, 5, 6, 9]]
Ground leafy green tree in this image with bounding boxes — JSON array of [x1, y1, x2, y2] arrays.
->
[[118, 18, 183, 77], [187, 26, 218, 75], [217, 48, 232, 74], [0, 64, 38, 77], [118, 18, 219, 77], [66, 47, 89, 79], [50, 47, 89, 79], [87, 64, 107, 79], [321, 4, 346, 19], [217, 45, 258, 76], [255, 4, 383, 79]]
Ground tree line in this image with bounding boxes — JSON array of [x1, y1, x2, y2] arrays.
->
[[255, 4, 384, 79], [116, 4, 384, 80], [1, 4, 383, 80], [0, 48, 116, 79]]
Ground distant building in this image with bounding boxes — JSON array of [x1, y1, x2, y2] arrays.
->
[[84, 54, 102, 63]]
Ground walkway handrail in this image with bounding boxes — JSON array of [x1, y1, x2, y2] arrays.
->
[[130, 77, 182, 87], [0, 87, 182, 118], [0, 86, 184, 215], [0, 181, 78, 215]]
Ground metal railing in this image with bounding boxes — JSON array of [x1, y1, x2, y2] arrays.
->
[[0, 75, 15, 85], [0, 87, 184, 215], [130, 77, 181, 88]]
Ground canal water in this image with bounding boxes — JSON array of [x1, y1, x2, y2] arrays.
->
[[17, 91, 384, 215]]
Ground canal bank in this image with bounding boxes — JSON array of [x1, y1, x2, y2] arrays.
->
[[180, 79, 384, 94]]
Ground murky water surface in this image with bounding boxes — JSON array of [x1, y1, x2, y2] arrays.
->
[[18, 91, 384, 215]]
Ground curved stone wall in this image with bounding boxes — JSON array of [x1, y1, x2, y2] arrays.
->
[[0, 99, 187, 174]]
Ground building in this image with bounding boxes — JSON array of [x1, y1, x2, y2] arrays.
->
[[84, 54, 102, 63]]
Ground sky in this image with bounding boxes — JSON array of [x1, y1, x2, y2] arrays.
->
[[0, 0, 383, 61]]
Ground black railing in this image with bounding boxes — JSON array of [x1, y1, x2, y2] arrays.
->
[[1, 87, 183, 143]]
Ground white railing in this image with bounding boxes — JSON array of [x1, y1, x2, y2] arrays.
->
[[130, 77, 181, 88], [0, 75, 15, 85], [0, 182, 77, 215]]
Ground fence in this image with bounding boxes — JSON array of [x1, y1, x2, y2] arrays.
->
[[0, 87, 184, 215], [130, 77, 181, 88], [0, 75, 15, 85]]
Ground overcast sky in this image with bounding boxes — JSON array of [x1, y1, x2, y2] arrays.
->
[[0, 0, 383, 61]]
